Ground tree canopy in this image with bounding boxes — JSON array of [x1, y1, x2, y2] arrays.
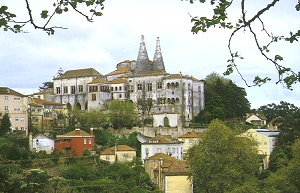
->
[[187, 0, 300, 89], [188, 119, 259, 193], [0, 113, 11, 136], [195, 73, 250, 123]]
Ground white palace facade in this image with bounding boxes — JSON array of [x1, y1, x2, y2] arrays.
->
[[53, 36, 205, 127]]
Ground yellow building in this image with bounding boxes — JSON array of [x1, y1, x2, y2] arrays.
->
[[241, 129, 279, 169], [145, 153, 193, 193], [99, 145, 136, 163], [178, 131, 200, 159]]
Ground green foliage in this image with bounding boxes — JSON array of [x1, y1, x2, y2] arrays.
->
[[38, 81, 53, 91], [188, 119, 259, 193], [195, 73, 250, 124], [0, 113, 11, 136], [73, 110, 109, 129], [108, 100, 138, 129], [63, 163, 96, 180]]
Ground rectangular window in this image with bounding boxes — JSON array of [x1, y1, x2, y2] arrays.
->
[[119, 86, 122, 91], [56, 87, 61, 94], [4, 106, 8, 111], [4, 96, 8, 101], [89, 86, 98, 92], [71, 86, 76, 94], [111, 87, 114, 91], [14, 97, 21, 100], [157, 82, 162, 89], [78, 85, 83, 92], [84, 138, 87, 144], [89, 138, 92, 144], [145, 148, 149, 158], [20, 117, 24, 121], [15, 117, 19, 121], [92, 94, 96, 101], [130, 86, 134, 92], [137, 83, 142, 91], [63, 86, 68, 94], [147, 83, 152, 91], [115, 87, 117, 91], [119, 94, 122, 98]]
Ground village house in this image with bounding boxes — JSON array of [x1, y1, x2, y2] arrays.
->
[[29, 133, 54, 154], [29, 97, 68, 132], [141, 135, 183, 161], [144, 153, 192, 193], [99, 145, 136, 163], [55, 128, 95, 156], [240, 128, 280, 169], [178, 131, 200, 159], [0, 87, 29, 136], [245, 113, 267, 127]]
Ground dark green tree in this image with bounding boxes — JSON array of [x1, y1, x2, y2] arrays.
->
[[108, 100, 138, 129], [187, 119, 259, 193], [38, 81, 53, 91], [186, 0, 300, 88], [0, 113, 11, 136]]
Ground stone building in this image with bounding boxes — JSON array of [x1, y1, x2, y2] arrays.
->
[[53, 36, 205, 127]]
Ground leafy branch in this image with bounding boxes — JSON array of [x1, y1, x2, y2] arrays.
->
[[0, 0, 105, 35], [187, 0, 300, 89]]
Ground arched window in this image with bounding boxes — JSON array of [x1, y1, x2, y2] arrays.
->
[[164, 117, 169, 127], [167, 83, 170, 89]]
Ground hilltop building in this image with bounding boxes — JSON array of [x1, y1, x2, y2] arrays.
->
[[99, 145, 136, 163], [53, 36, 205, 127], [0, 87, 29, 135]]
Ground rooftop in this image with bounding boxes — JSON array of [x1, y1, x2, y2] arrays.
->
[[56, 129, 94, 138], [178, 131, 200, 139], [0, 87, 25, 97], [143, 135, 183, 144], [54, 68, 102, 80], [100, 145, 136, 155]]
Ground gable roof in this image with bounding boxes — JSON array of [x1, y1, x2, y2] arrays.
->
[[30, 98, 64, 106], [246, 113, 267, 120], [110, 77, 126, 84], [88, 77, 110, 84], [147, 153, 176, 161], [143, 135, 183, 144], [0, 87, 25, 97], [106, 67, 131, 76], [100, 145, 136, 155], [54, 68, 102, 80], [178, 131, 200, 139], [56, 129, 94, 138]]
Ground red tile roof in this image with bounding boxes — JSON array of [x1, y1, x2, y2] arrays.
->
[[106, 67, 131, 76], [178, 131, 200, 139], [56, 129, 94, 138], [100, 145, 136, 155]]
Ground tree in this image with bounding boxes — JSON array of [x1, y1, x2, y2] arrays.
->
[[0, 113, 11, 136], [0, 0, 105, 35], [187, 0, 300, 89], [187, 119, 259, 193], [108, 100, 138, 129], [39, 81, 53, 91], [195, 73, 250, 123], [264, 139, 300, 193]]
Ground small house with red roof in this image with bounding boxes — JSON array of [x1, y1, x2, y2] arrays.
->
[[54, 128, 94, 156], [99, 145, 136, 163]]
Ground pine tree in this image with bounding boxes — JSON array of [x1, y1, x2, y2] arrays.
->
[[0, 113, 11, 136]]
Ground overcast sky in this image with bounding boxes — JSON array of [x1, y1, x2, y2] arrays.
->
[[1, 0, 299, 109]]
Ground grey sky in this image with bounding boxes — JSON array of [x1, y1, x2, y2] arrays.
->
[[0, 0, 299, 108]]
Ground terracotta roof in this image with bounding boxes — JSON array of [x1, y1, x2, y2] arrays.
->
[[178, 131, 200, 139], [0, 87, 25, 97], [88, 77, 110, 84], [110, 77, 126, 84], [131, 70, 168, 77], [100, 145, 136, 155], [54, 68, 102, 80], [56, 129, 94, 138], [147, 153, 176, 161], [143, 135, 183, 144], [30, 98, 64, 106], [164, 160, 188, 175], [106, 67, 131, 76]]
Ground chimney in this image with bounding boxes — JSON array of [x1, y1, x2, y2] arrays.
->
[[75, 128, 80, 135], [90, 128, 94, 135]]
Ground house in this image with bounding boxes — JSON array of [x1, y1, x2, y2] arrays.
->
[[0, 87, 29, 136], [55, 128, 94, 156], [145, 153, 192, 193], [99, 145, 136, 163], [178, 131, 200, 159], [141, 135, 183, 161], [246, 113, 267, 127], [30, 133, 54, 154], [240, 128, 280, 169], [29, 97, 68, 132]]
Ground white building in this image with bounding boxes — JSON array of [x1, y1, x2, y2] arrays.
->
[[30, 133, 55, 154], [0, 87, 29, 135], [141, 135, 183, 161]]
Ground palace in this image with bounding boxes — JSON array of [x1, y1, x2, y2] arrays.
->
[[53, 36, 205, 127]]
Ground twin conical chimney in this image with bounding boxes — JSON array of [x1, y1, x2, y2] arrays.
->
[[135, 35, 165, 72]]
